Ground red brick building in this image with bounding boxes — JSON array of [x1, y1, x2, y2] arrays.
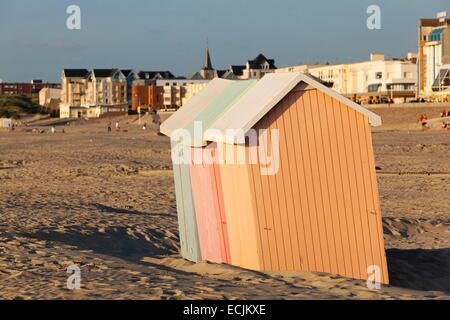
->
[[0, 80, 61, 96], [131, 84, 164, 111]]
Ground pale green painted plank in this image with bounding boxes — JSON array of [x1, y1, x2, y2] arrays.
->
[[171, 141, 202, 262], [183, 80, 257, 147]]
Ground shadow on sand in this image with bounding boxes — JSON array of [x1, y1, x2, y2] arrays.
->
[[93, 203, 173, 218], [387, 248, 450, 293], [20, 224, 178, 263]]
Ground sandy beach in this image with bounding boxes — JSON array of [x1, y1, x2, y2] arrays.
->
[[0, 107, 448, 300]]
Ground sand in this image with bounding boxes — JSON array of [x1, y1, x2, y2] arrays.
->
[[0, 109, 448, 300]]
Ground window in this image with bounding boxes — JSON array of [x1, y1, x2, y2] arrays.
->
[[368, 84, 381, 92], [375, 72, 382, 79]]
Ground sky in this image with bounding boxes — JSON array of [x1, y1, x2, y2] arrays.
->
[[0, 0, 449, 82]]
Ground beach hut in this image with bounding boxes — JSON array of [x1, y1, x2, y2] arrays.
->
[[204, 72, 389, 283], [160, 78, 233, 262]]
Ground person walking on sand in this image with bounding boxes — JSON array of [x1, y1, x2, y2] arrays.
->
[[150, 107, 161, 134], [115, 121, 120, 131], [51, 126, 56, 134], [108, 122, 112, 133], [419, 114, 429, 130]]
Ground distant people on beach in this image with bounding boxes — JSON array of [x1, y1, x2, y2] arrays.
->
[[108, 123, 112, 132], [142, 123, 147, 131], [419, 114, 429, 130], [441, 110, 447, 117], [150, 107, 161, 134], [115, 121, 120, 131], [51, 126, 56, 134]]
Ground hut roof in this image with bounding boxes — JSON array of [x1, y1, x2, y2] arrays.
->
[[204, 72, 382, 145], [182, 80, 256, 147], [160, 78, 233, 137]]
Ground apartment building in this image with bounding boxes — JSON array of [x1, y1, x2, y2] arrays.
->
[[131, 80, 164, 112], [60, 69, 128, 119], [418, 12, 450, 99], [156, 79, 209, 109], [278, 53, 417, 104]]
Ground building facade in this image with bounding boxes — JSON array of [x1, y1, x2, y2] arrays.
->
[[156, 79, 209, 109], [39, 88, 62, 115], [278, 53, 417, 104], [60, 69, 128, 119], [222, 54, 277, 79], [418, 12, 450, 99], [0, 80, 60, 96]]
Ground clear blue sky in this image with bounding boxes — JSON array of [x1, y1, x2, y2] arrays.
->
[[0, 0, 449, 82]]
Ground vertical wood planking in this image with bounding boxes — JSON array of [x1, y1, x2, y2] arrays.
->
[[324, 93, 353, 278], [302, 90, 331, 273], [211, 145, 231, 263], [220, 144, 262, 270], [276, 94, 303, 270], [249, 151, 272, 270], [363, 120, 390, 283], [219, 161, 242, 265], [268, 99, 294, 270], [295, 91, 324, 271], [200, 86, 388, 281], [348, 109, 376, 277], [332, 99, 360, 278], [340, 105, 367, 279], [316, 91, 345, 276], [171, 142, 202, 262], [355, 115, 384, 280], [256, 117, 283, 270], [189, 148, 223, 263], [290, 90, 316, 271], [310, 90, 340, 275]]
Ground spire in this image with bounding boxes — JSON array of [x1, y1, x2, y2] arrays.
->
[[202, 45, 213, 70]]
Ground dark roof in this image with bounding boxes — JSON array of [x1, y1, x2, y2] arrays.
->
[[93, 69, 118, 78], [230, 65, 245, 76], [247, 54, 276, 69], [216, 70, 227, 78], [138, 71, 175, 80], [63, 69, 90, 78], [121, 69, 133, 77]]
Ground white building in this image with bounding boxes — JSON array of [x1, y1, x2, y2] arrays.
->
[[278, 53, 417, 104]]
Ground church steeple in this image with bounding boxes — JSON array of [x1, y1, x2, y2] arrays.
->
[[202, 46, 213, 70]]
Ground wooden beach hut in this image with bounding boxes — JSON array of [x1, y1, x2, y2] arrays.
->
[[183, 80, 256, 264], [160, 78, 233, 262], [204, 72, 389, 283]]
